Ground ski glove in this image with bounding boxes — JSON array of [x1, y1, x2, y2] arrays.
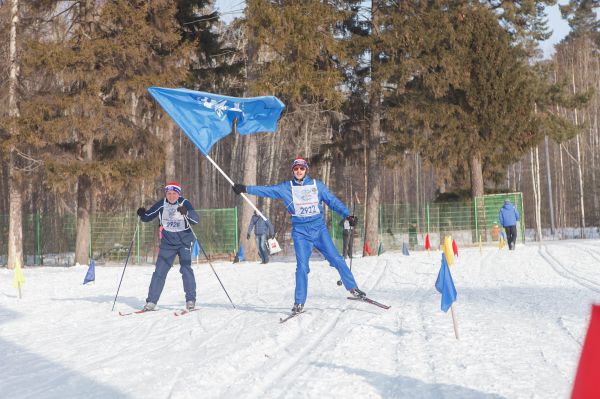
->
[[347, 215, 358, 227], [137, 207, 146, 217], [246, 233, 251, 240], [232, 183, 246, 195], [177, 206, 187, 216]]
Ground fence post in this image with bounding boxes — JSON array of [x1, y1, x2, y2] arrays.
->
[[136, 213, 140, 264], [519, 193, 525, 243], [234, 206, 239, 252], [36, 210, 41, 265], [426, 203, 430, 234], [89, 214, 92, 259], [474, 197, 479, 244]]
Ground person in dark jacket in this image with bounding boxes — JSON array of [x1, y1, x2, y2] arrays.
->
[[232, 157, 365, 314], [137, 182, 200, 311], [498, 199, 520, 250], [247, 211, 275, 264]]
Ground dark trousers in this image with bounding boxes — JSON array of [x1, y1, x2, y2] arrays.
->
[[146, 244, 196, 304], [255, 234, 269, 263], [504, 225, 517, 250], [342, 230, 353, 258]]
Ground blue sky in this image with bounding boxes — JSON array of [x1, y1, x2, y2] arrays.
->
[[214, 0, 571, 59]]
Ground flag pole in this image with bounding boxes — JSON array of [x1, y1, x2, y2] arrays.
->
[[204, 154, 268, 221], [450, 304, 459, 340]]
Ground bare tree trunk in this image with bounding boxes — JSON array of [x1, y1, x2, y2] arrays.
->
[[571, 66, 586, 235], [75, 141, 93, 265], [544, 135, 555, 235], [240, 135, 258, 261], [7, 0, 22, 269], [239, 23, 259, 261], [164, 120, 176, 180], [469, 154, 484, 198], [364, 87, 382, 255], [530, 147, 543, 241], [575, 133, 586, 235], [559, 143, 566, 232]]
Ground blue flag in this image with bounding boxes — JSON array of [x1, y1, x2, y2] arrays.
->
[[192, 240, 200, 258], [435, 253, 457, 312], [402, 242, 410, 256], [147, 87, 285, 155], [83, 259, 95, 285]]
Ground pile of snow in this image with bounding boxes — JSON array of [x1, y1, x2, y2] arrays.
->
[[1, 240, 598, 398]]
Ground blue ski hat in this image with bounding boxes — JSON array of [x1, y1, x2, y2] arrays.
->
[[291, 157, 309, 171]]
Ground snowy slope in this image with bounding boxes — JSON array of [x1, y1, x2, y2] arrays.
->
[[1, 240, 598, 399]]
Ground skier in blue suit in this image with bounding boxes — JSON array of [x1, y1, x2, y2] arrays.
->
[[137, 182, 200, 311], [233, 157, 366, 314]]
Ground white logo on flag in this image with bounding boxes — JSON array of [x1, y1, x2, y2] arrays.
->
[[198, 97, 241, 120]]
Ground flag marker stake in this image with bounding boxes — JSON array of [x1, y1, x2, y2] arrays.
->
[[450, 304, 459, 340]]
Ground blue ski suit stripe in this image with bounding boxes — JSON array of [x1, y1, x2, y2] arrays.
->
[[139, 197, 199, 304], [247, 177, 357, 304]]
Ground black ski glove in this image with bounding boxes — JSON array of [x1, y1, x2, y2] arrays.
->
[[347, 215, 358, 227], [232, 183, 246, 195], [177, 206, 187, 216], [137, 207, 146, 217]]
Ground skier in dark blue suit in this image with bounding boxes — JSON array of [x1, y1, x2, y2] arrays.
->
[[137, 182, 200, 311], [233, 157, 365, 314]]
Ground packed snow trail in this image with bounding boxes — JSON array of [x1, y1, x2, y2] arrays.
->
[[1, 241, 598, 398]]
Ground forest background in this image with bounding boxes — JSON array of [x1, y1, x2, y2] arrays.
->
[[0, 0, 598, 268]]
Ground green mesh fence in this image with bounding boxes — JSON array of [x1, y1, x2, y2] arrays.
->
[[0, 208, 238, 266], [330, 193, 524, 253]]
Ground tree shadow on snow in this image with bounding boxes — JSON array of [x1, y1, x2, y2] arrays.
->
[[0, 305, 129, 398], [311, 362, 507, 399]]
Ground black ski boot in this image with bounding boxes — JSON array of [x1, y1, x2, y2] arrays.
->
[[291, 303, 304, 314], [350, 288, 366, 299]]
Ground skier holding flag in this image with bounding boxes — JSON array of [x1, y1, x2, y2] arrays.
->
[[232, 157, 365, 314], [136, 182, 200, 312]]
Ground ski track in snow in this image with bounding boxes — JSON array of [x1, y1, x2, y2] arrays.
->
[[1, 241, 599, 398]]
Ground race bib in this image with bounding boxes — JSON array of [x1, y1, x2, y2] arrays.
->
[[160, 200, 186, 232], [291, 181, 320, 217]]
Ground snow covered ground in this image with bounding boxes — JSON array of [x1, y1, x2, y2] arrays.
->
[[1, 240, 599, 399]]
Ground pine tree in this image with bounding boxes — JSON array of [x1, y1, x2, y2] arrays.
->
[[19, 1, 189, 264], [382, 4, 536, 197], [560, 0, 600, 44]]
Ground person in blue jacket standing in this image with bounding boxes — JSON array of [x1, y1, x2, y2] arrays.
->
[[498, 198, 520, 250], [247, 211, 275, 264], [232, 157, 365, 314], [137, 182, 200, 311]]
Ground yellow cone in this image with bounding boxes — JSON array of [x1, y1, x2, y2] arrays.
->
[[443, 236, 454, 266]]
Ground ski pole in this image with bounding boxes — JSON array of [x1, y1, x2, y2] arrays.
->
[[185, 216, 236, 309], [338, 198, 357, 286], [111, 219, 140, 311]]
